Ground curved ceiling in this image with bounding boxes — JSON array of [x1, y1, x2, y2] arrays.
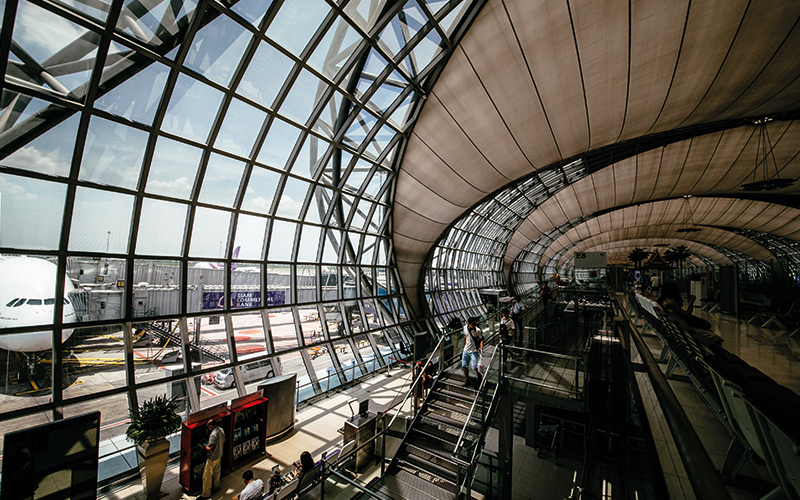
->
[[393, 0, 800, 313], [534, 197, 798, 267], [569, 240, 733, 267]]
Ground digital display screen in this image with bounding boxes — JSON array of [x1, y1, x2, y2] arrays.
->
[[2, 411, 100, 500]]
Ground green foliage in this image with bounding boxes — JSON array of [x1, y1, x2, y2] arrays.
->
[[125, 395, 182, 446]]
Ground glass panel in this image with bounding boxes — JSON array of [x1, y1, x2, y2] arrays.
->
[[256, 118, 301, 169], [307, 339, 334, 393], [95, 45, 169, 125], [62, 325, 125, 399], [297, 224, 321, 263], [79, 257, 127, 320], [278, 69, 328, 125], [290, 134, 327, 182], [197, 154, 247, 208], [297, 266, 317, 303], [69, 187, 134, 253], [307, 15, 361, 80], [162, 74, 224, 143], [0, 174, 66, 250], [322, 302, 345, 335], [145, 137, 202, 200], [0, 321, 53, 407], [231, 311, 268, 360], [132, 261, 182, 316], [79, 117, 148, 189], [309, 184, 333, 224], [268, 220, 295, 262], [189, 207, 232, 259], [343, 0, 387, 32], [215, 98, 267, 158], [344, 108, 377, 150], [266, 264, 289, 308], [233, 214, 267, 260], [136, 198, 187, 256], [231, 0, 272, 27], [11, 1, 101, 98], [266, 0, 329, 57], [268, 309, 299, 362], [0, 110, 78, 177], [241, 166, 280, 215], [276, 176, 309, 220], [184, 12, 251, 87], [237, 41, 295, 109], [116, 0, 200, 50], [232, 264, 262, 309], [321, 229, 341, 263], [387, 90, 417, 130], [311, 89, 348, 139]]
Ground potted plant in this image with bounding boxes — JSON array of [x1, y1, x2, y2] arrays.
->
[[126, 395, 182, 499]]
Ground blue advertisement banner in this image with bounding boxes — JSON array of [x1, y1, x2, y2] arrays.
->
[[202, 291, 285, 309]]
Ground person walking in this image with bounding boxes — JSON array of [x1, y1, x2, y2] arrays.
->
[[232, 470, 264, 500], [511, 296, 525, 336], [461, 317, 483, 386], [198, 419, 225, 500]]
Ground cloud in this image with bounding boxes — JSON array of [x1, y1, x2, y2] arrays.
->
[[17, 1, 88, 60], [3, 145, 69, 176], [275, 194, 303, 218], [243, 196, 273, 214], [146, 177, 194, 195], [0, 176, 27, 196]]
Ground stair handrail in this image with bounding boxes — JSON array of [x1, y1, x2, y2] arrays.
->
[[451, 341, 502, 466], [320, 329, 458, 479]]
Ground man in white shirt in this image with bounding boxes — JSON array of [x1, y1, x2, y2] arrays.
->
[[461, 317, 483, 386], [233, 470, 264, 500]]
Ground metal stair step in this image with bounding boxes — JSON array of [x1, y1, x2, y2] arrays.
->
[[372, 463, 458, 500], [405, 429, 457, 457], [415, 418, 463, 444], [396, 453, 459, 486]]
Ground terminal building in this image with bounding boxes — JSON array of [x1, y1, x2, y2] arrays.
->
[[0, 0, 799, 499]]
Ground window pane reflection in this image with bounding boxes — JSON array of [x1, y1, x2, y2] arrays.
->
[[184, 13, 251, 87], [237, 41, 295, 109], [80, 116, 148, 189], [268, 221, 296, 262], [215, 99, 267, 157], [0, 174, 66, 250], [146, 137, 202, 200], [198, 154, 246, 208], [189, 207, 232, 259], [162, 74, 224, 143], [137, 198, 187, 256], [69, 187, 134, 253], [233, 214, 267, 260], [95, 46, 169, 125], [0, 112, 79, 177]]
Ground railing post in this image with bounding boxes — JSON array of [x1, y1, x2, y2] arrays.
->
[[380, 412, 386, 476], [320, 451, 326, 500]]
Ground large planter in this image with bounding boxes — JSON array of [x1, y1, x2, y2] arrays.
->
[[136, 438, 170, 499]]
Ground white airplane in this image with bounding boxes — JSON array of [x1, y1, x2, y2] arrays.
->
[[0, 256, 77, 378], [193, 246, 241, 269]]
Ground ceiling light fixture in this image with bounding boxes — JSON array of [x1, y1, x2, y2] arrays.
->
[[741, 117, 796, 191], [675, 195, 702, 233]]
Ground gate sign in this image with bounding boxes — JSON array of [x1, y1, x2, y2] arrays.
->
[[574, 252, 607, 268]]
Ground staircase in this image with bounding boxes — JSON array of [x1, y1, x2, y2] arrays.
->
[[366, 368, 496, 500], [133, 322, 227, 363]]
